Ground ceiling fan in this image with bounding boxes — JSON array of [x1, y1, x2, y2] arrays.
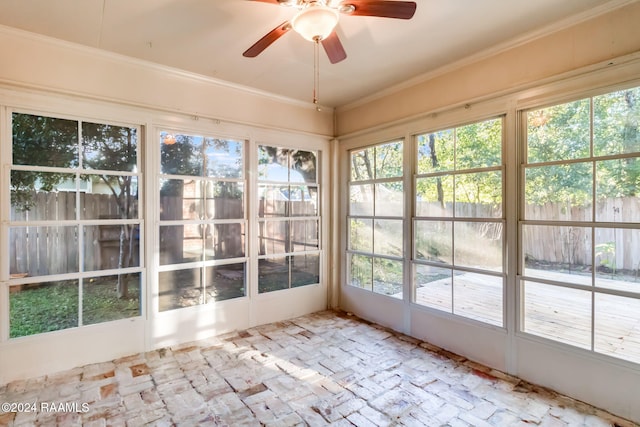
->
[[243, 0, 417, 64]]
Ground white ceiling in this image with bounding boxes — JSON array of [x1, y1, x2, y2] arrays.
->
[[0, 0, 629, 108]]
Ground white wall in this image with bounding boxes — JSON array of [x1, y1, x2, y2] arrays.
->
[[336, 1, 640, 137], [0, 24, 334, 137], [336, 3, 640, 422], [0, 25, 332, 384]]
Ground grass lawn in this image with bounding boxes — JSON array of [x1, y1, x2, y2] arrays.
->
[[10, 275, 140, 338]]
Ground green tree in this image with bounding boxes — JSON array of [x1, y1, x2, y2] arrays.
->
[[416, 119, 502, 211], [375, 141, 403, 179], [82, 122, 139, 298], [11, 114, 140, 299], [11, 113, 78, 210], [351, 147, 374, 181], [594, 88, 640, 197], [526, 88, 640, 205]]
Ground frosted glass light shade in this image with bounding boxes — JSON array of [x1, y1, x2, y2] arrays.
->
[[291, 4, 339, 41]]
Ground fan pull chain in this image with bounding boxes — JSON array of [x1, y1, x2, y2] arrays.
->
[[313, 37, 321, 111]]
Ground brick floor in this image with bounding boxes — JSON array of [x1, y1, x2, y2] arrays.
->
[[0, 311, 637, 426]]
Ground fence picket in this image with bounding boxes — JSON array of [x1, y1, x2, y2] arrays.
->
[[9, 192, 637, 277]]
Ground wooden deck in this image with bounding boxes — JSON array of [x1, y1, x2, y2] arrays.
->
[[414, 270, 640, 364]]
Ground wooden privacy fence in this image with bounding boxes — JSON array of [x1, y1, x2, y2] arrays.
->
[[160, 196, 245, 264], [415, 198, 640, 271], [9, 191, 138, 277], [523, 197, 640, 270], [10, 192, 639, 276], [11, 191, 250, 277]]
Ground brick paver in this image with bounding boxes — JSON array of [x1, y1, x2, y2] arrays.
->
[[0, 311, 637, 426]]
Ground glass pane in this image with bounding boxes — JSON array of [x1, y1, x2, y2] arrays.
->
[[524, 163, 593, 221], [259, 257, 289, 293], [11, 171, 76, 221], [259, 184, 289, 217], [416, 176, 453, 217], [417, 129, 454, 173], [291, 220, 319, 252], [82, 122, 137, 172], [349, 218, 373, 253], [373, 219, 403, 257], [453, 272, 503, 327], [258, 147, 316, 183], [414, 220, 452, 264], [351, 147, 375, 181], [414, 265, 452, 311], [375, 141, 403, 179], [454, 171, 502, 218], [159, 224, 204, 265], [595, 228, 640, 292], [595, 293, 640, 364], [258, 146, 290, 182], [10, 280, 79, 338], [160, 179, 202, 221], [594, 87, 640, 157], [12, 113, 79, 168], [160, 132, 204, 176], [204, 182, 244, 219], [204, 138, 243, 178], [350, 184, 374, 216], [527, 99, 590, 163], [454, 221, 503, 272], [9, 226, 79, 276], [158, 268, 203, 311], [205, 263, 245, 302], [83, 274, 141, 325], [289, 185, 318, 216], [350, 254, 372, 290], [522, 225, 592, 286], [375, 182, 403, 217], [373, 258, 403, 298], [84, 225, 140, 271], [523, 281, 591, 350], [81, 175, 138, 220], [258, 220, 289, 256], [455, 118, 502, 169], [206, 223, 245, 260], [291, 254, 320, 287], [291, 149, 317, 183], [596, 158, 640, 222]]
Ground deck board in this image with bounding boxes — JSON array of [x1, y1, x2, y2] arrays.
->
[[414, 269, 640, 363]]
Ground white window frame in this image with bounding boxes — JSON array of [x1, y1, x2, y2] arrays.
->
[[154, 128, 249, 313], [411, 116, 507, 328], [2, 108, 145, 339], [346, 139, 405, 299], [517, 83, 640, 364]]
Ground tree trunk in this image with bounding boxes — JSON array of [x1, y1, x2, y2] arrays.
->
[[117, 224, 129, 299], [429, 134, 445, 208]]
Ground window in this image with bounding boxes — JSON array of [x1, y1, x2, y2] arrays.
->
[[257, 146, 320, 293], [7, 113, 142, 337], [521, 86, 640, 363], [347, 140, 404, 298], [413, 118, 504, 326], [158, 132, 246, 311]]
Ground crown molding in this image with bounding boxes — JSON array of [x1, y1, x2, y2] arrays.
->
[[337, 0, 637, 113], [0, 24, 331, 112]]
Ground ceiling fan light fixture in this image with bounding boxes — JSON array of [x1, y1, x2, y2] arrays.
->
[[338, 4, 355, 14], [291, 3, 339, 41]]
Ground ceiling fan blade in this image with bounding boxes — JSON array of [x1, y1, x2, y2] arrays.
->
[[344, 1, 417, 19], [321, 31, 347, 64], [243, 21, 292, 58]]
